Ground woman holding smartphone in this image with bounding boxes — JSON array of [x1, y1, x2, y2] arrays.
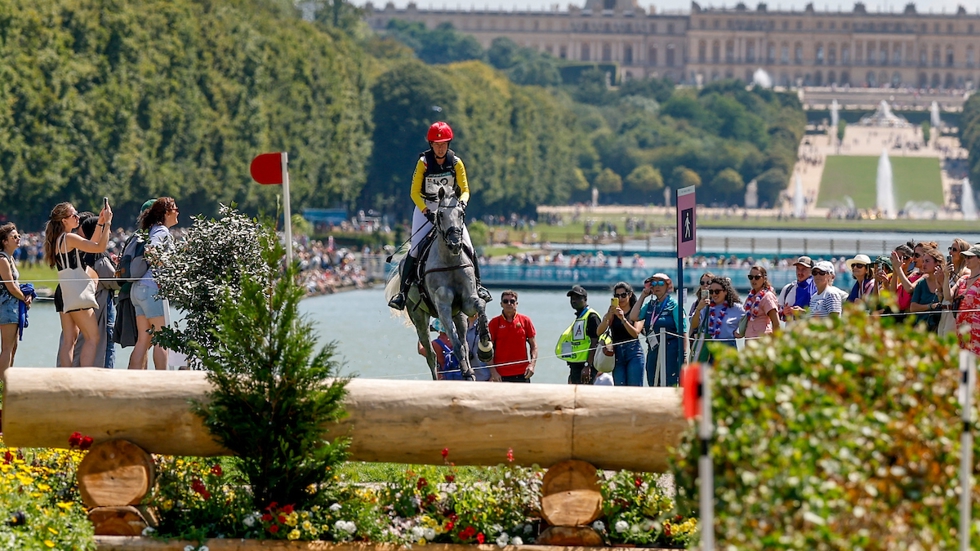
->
[[597, 282, 643, 387], [629, 273, 683, 387]]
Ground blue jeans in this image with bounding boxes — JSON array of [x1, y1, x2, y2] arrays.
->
[[612, 339, 645, 387], [646, 337, 681, 387], [104, 295, 116, 369]]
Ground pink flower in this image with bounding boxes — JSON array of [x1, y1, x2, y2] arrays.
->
[[506, 448, 514, 463]]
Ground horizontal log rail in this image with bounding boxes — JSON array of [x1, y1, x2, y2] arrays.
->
[[2, 368, 684, 472]]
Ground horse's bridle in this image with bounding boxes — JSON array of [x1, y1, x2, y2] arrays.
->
[[435, 202, 464, 249]]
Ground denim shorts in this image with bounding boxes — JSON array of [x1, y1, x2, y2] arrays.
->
[[0, 294, 18, 325], [132, 283, 166, 319]]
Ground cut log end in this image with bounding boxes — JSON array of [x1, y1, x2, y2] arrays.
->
[[541, 459, 599, 496], [77, 439, 155, 508], [541, 489, 603, 527], [535, 526, 605, 546], [88, 506, 148, 536]]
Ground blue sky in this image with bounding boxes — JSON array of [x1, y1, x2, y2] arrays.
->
[[363, 1, 975, 15]]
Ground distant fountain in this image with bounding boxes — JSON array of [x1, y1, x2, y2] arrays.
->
[[962, 178, 978, 221], [859, 100, 911, 128], [752, 68, 772, 89], [793, 174, 806, 218], [930, 101, 942, 128], [876, 149, 896, 219], [830, 99, 839, 130]]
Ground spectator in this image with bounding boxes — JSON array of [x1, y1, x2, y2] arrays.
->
[[597, 282, 644, 387], [465, 314, 491, 381], [955, 245, 980, 355], [556, 285, 600, 385], [128, 197, 179, 370], [948, 238, 972, 290], [689, 272, 717, 318], [418, 319, 463, 380], [909, 248, 944, 332], [739, 265, 780, 339], [806, 261, 843, 318], [0, 224, 31, 375], [777, 256, 816, 320], [488, 290, 537, 383], [630, 273, 684, 387], [689, 276, 744, 363], [845, 254, 876, 305]]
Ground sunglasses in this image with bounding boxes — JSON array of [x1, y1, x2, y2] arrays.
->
[[950, 247, 964, 253], [501, 299, 517, 305], [699, 280, 710, 286], [709, 289, 724, 295], [913, 253, 922, 258], [812, 269, 828, 276], [647, 280, 666, 287], [614, 292, 629, 298], [746, 274, 763, 281], [850, 263, 867, 269]]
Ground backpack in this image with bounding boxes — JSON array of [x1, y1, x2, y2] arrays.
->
[[114, 233, 148, 293]]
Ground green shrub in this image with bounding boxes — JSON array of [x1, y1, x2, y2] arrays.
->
[[671, 305, 980, 549], [190, 231, 349, 512]]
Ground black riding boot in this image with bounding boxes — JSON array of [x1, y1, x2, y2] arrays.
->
[[465, 246, 493, 303], [388, 256, 418, 310]]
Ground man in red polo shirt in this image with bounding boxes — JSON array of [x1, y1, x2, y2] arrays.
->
[[488, 290, 538, 383]]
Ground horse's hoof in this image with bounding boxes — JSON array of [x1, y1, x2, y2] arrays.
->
[[478, 347, 494, 363], [463, 373, 476, 381]]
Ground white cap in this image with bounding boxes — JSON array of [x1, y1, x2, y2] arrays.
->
[[813, 260, 835, 276]]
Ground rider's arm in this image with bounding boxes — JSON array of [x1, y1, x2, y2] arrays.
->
[[410, 157, 428, 212], [454, 158, 470, 204]]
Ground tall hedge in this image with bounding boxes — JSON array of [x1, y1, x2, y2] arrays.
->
[[961, 94, 980, 191], [671, 306, 980, 549], [0, 0, 371, 226]]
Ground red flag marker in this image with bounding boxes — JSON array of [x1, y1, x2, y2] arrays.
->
[[682, 363, 701, 420], [250, 153, 284, 185]]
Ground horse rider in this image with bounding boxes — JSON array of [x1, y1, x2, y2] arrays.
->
[[388, 121, 493, 310]]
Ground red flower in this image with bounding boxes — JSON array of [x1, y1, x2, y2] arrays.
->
[[460, 526, 476, 539], [211, 464, 223, 477], [449, 513, 458, 523], [268, 524, 280, 534], [445, 521, 455, 531], [281, 505, 294, 514], [278, 515, 287, 524], [506, 448, 514, 463], [3, 451, 12, 464], [634, 477, 643, 488], [417, 477, 428, 490], [68, 432, 82, 448], [445, 474, 455, 483], [476, 533, 485, 544], [261, 514, 273, 522], [201, 490, 211, 500], [266, 502, 279, 511], [426, 494, 437, 504], [80, 436, 94, 451], [441, 448, 449, 459]]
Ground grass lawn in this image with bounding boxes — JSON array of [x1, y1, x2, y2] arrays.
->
[[18, 264, 58, 292], [818, 155, 942, 208]]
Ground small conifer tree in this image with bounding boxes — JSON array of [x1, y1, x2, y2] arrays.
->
[[191, 231, 349, 511]]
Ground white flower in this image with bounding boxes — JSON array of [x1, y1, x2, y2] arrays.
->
[[411, 526, 425, 539], [511, 537, 523, 546], [424, 528, 436, 540], [608, 481, 617, 491], [329, 503, 342, 512], [142, 527, 156, 536], [185, 546, 195, 551], [491, 524, 503, 535], [614, 520, 629, 533], [592, 520, 606, 532], [199, 547, 210, 551], [630, 524, 641, 533], [496, 534, 509, 547]]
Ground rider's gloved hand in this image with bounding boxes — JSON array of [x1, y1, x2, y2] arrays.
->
[[423, 209, 435, 224], [459, 200, 467, 212]]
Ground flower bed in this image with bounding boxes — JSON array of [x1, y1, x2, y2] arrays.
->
[[92, 538, 677, 551]]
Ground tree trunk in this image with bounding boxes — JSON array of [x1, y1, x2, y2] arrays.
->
[[77, 439, 155, 508], [2, 368, 684, 472], [535, 526, 604, 546]]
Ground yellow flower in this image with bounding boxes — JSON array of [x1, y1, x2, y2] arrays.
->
[[302, 521, 313, 532], [44, 541, 55, 548], [56, 502, 73, 510], [288, 529, 301, 540], [418, 538, 427, 546], [48, 527, 59, 535], [286, 512, 298, 526]]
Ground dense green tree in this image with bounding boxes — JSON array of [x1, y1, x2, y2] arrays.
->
[[508, 57, 562, 87], [962, 95, 980, 187], [0, 0, 372, 226], [710, 167, 746, 199], [625, 165, 664, 203], [618, 77, 675, 104], [671, 166, 701, 189], [384, 20, 483, 65], [594, 168, 623, 194], [487, 37, 521, 70], [755, 168, 789, 207], [921, 121, 931, 145], [573, 68, 614, 105]]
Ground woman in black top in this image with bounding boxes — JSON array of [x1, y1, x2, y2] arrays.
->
[[596, 282, 644, 386]]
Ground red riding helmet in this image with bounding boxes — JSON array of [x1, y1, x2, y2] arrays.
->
[[427, 121, 454, 143]]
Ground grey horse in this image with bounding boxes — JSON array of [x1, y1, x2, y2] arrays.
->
[[385, 191, 494, 380]]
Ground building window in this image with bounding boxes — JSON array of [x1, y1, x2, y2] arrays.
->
[[920, 47, 927, 65], [668, 23, 675, 34], [948, 23, 953, 34], [842, 45, 850, 64], [666, 44, 676, 67], [713, 19, 719, 29], [624, 45, 633, 64], [781, 44, 789, 64], [795, 42, 803, 64], [970, 23, 975, 34], [968, 46, 975, 67], [767, 42, 775, 63], [934, 23, 940, 34], [746, 40, 755, 62], [817, 21, 822, 29], [816, 44, 824, 64], [947, 46, 955, 67], [726, 40, 735, 62], [699, 20, 705, 29], [830, 21, 835, 30], [712, 40, 721, 62], [843, 22, 848, 30], [782, 21, 788, 30], [581, 44, 590, 61], [651, 23, 658, 33], [867, 42, 875, 65], [829, 45, 836, 65], [879, 46, 887, 65], [933, 45, 941, 67], [697, 41, 705, 63], [602, 43, 611, 61], [560, 45, 567, 59], [796, 20, 802, 30], [893, 45, 901, 65], [654, 46, 661, 66]]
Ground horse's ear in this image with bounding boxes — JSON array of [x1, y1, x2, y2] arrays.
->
[[438, 188, 445, 200]]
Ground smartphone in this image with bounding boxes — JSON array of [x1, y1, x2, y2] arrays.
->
[[103, 197, 109, 210], [947, 254, 953, 265], [610, 297, 618, 306]]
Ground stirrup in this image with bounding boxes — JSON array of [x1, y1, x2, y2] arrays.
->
[[388, 293, 407, 311]]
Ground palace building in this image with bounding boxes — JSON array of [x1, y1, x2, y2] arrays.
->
[[365, 1, 980, 89]]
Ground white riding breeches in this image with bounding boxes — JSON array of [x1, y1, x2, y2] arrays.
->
[[409, 207, 472, 257]]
